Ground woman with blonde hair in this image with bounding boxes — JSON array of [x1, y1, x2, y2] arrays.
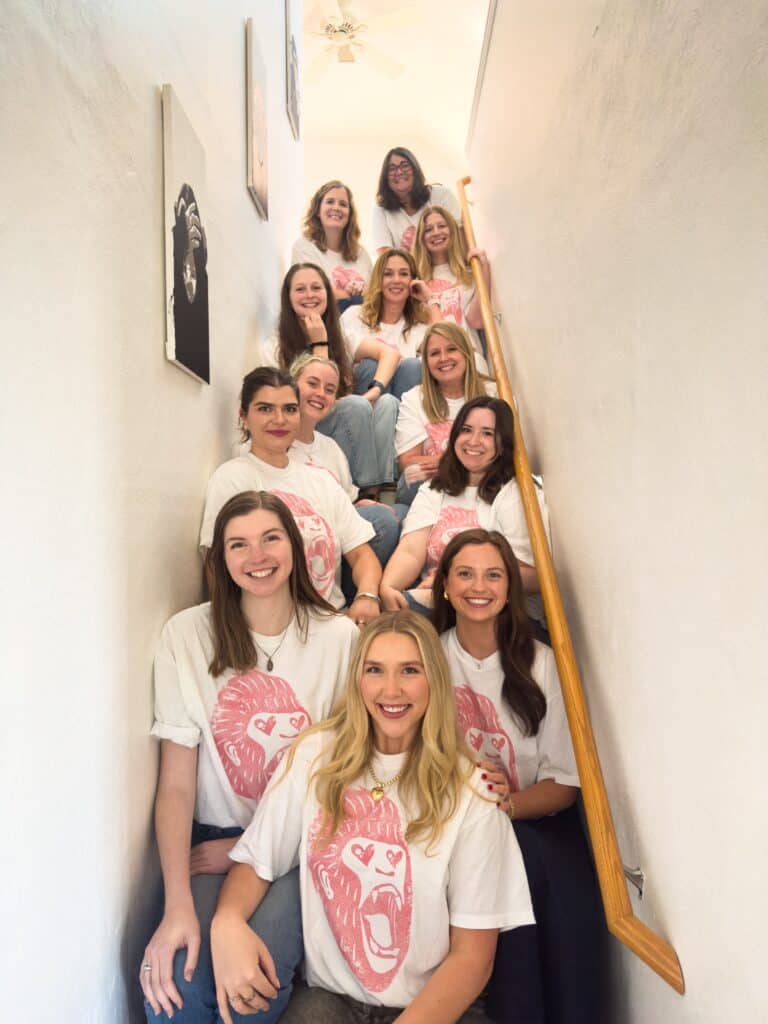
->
[[140, 491, 359, 1023], [412, 205, 491, 362], [291, 180, 372, 311], [395, 322, 495, 505], [209, 610, 533, 1023], [341, 248, 443, 401]]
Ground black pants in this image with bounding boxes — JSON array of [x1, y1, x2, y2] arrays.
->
[[486, 804, 604, 1024]]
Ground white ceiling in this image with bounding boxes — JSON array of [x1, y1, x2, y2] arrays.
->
[[301, 0, 490, 160]]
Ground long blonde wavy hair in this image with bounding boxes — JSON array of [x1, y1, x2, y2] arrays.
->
[[412, 205, 472, 287], [420, 322, 492, 423], [359, 248, 429, 335], [288, 611, 475, 852]]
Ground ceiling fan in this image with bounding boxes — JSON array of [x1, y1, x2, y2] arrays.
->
[[304, 0, 417, 81]]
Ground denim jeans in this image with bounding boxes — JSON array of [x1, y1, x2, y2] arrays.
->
[[144, 867, 302, 1024], [281, 983, 492, 1024], [341, 504, 403, 605], [354, 357, 422, 401], [316, 394, 398, 488]]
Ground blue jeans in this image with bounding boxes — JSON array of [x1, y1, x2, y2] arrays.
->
[[144, 868, 302, 1024], [316, 394, 398, 488], [354, 357, 422, 401], [341, 504, 403, 604]]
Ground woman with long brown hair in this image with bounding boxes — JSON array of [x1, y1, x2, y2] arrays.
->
[[140, 491, 359, 1024], [433, 530, 602, 1024], [209, 611, 533, 1023], [292, 180, 372, 310], [262, 263, 399, 493]]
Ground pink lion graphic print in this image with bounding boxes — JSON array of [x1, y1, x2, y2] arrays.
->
[[428, 278, 464, 325], [423, 419, 453, 456], [272, 489, 336, 600], [426, 505, 480, 574], [309, 789, 413, 993], [400, 224, 416, 251], [211, 670, 310, 800], [332, 266, 366, 293], [454, 686, 520, 791]]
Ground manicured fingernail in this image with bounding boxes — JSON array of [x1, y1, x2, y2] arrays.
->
[[481, 773, 487, 780], [487, 784, 493, 791]]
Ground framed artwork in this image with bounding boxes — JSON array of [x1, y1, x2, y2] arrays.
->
[[246, 19, 268, 218], [161, 83, 210, 384], [285, 0, 300, 140]]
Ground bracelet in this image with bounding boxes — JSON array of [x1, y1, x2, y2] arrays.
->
[[354, 591, 381, 606], [307, 341, 328, 350], [369, 379, 386, 393], [507, 798, 516, 822]]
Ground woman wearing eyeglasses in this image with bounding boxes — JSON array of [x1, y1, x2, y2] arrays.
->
[[372, 147, 462, 255]]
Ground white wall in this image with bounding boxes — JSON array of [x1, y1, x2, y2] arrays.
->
[[0, 2, 302, 1020], [468, 2, 768, 1020]]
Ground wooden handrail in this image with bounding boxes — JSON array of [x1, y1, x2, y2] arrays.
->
[[457, 175, 685, 994]]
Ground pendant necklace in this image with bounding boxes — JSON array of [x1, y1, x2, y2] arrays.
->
[[253, 619, 292, 672], [368, 763, 405, 802]]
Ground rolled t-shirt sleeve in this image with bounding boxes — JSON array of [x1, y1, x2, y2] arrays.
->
[[150, 630, 201, 748], [402, 484, 441, 536], [370, 204, 394, 251], [395, 388, 428, 455], [448, 783, 534, 932], [535, 646, 579, 787], [330, 480, 375, 552], [290, 237, 320, 266]]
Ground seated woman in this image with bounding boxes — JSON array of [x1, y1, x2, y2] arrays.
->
[[395, 322, 495, 506], [412, 205, 491, 364], [262, 262, 400, 493], [289, 353, 404, 578], [434, 530, 602, 1024], [140, 490, 359, 1023], [200, 367, 381, 626], [372, 146, 462, 254], [210, 610, 534, 1024], [291, 180, 372, 312], [341, 248, 443, 400], [380, 397, 549, 629]]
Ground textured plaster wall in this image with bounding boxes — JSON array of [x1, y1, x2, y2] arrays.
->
[[468, 2, 768, 1020], [0, 2, 302, 1020]]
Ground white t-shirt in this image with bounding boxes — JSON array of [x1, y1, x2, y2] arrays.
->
[[258, 333, 281, 368], [151, 604, 358, 828], [402, 478, 549, 620], [426, 264, 486, 367], [442, 629, 579, 793], [394, 388, 467, 457], [231, 732, 534, 1007], [291, 433, 358, 502], [199, 452, 374, 609], [340, 305, 429, 362], [370, 184, 462, 253], [291, 238, 373, 295]]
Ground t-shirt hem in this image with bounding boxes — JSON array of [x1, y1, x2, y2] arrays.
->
[[450, 909, 536, 931], [228, 849, 278, 882], [537, 771, 581, 788]]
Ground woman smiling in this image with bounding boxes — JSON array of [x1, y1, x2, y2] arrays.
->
[[209, 611, 533, 1023]]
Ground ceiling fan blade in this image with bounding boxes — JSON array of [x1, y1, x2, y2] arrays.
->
[[359, 43, 404, 79], [337, 0, 359, 20]]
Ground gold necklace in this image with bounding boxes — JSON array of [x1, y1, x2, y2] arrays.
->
[[368, 764, 405, 802]]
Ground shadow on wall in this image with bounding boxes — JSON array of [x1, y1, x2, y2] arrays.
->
[[121, 834, 162, 1023]]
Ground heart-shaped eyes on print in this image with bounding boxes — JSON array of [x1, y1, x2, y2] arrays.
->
[[491, 736, 506, 751], [352, 843, 375, 867], [386, 849, 403, 868], [290, 714, 305, 731], [469, 732, 483, 751], [253, 716, 276, 735]]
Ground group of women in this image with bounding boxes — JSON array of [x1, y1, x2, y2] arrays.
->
[[141, 148, 601, 1024]]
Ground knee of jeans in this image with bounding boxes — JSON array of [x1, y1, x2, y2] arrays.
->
[[375, 392, 399, 421], [337, 394, 372, 424]]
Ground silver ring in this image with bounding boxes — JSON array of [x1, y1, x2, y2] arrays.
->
[[142, 963, 152, 972]]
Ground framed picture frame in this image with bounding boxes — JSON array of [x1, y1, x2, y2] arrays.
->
[[246, 19, 268, 218], [285, 0, 300, 140], [161, 83, 210, 384]]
